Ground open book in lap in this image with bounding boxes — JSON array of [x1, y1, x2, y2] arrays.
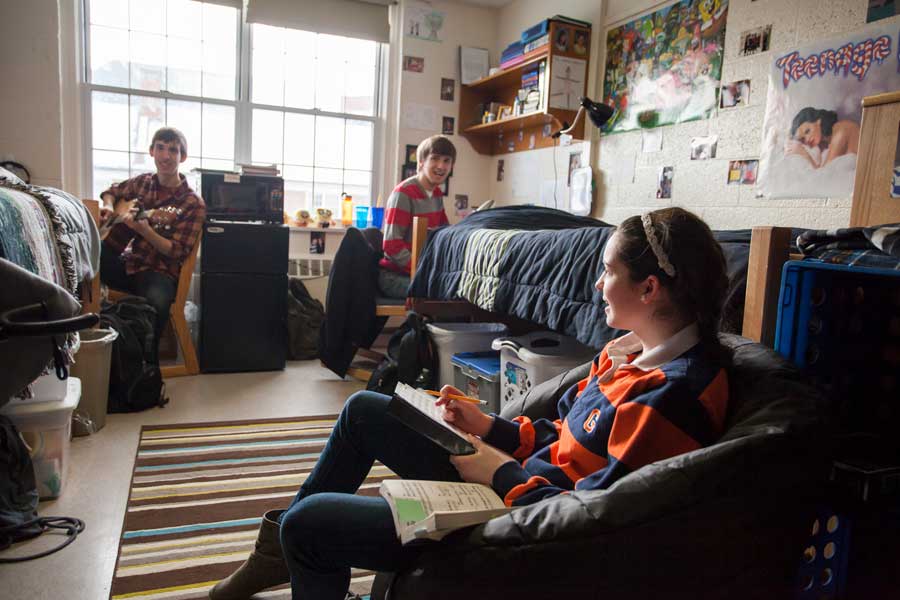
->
[[387, 383, 476, 456], [380, 479, 511, 544]]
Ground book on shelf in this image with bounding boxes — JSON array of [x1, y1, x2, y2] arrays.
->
[[386, 383, 476, 456], [523, 33, 549, 55], [380, 479, 511, 544], [551, 14, 591, 28], [238, 163, 280, 176]]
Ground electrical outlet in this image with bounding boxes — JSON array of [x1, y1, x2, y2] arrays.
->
[[559, 134, 573, 146]]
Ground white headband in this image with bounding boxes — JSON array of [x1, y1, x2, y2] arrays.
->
[[641, 213, 677, 278]]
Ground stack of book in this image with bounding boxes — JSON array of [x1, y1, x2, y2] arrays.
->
[[522, 32, 549, 56], [238, 163, 279, 177], [500, 40, 524, 70], [517, 62, 545, 115], [550, 14, 591, 28]]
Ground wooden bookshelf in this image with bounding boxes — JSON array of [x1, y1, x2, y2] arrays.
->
[[459, 20, 591, 155]]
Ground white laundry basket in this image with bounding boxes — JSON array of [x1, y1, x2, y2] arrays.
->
[[492, 331, 596, 408]]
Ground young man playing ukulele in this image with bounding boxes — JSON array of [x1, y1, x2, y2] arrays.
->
[[99, 127, 205, 364]]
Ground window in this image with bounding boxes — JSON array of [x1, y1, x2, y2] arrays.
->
[[85, 0, 381, 216]]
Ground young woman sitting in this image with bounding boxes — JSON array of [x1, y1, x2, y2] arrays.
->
[[210, 206, 731, 600]]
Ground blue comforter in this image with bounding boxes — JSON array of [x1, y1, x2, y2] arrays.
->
[[409, 206, 752, 349]]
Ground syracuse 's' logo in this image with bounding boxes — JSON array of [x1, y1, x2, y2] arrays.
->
[[583, 408, 601, 433]]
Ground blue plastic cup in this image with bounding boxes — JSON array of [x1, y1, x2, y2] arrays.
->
[[355, 206, 369, 228], [370, 207, 384, 229]]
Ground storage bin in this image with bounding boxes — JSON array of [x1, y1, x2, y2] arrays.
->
[[0, 377, 81, 499], [492, 331, 596, 408], [426, 322, 508, 387], [774, 260, 900, 438], [69, 328, 117, 435], [451, 351, 501, 414], [21, 372, 68, 403]]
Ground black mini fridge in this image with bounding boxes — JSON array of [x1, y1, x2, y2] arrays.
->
[[199, 221, 289, 372]]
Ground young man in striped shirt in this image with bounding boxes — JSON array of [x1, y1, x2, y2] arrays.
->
[[377, 135, 453, 298]]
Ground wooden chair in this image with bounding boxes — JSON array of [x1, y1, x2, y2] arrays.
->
[[106, 235, 201, 378]]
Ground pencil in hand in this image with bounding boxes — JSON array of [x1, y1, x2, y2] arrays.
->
[[424, 389, 487, 405]]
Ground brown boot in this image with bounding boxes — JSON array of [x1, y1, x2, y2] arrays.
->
[[209, 510, 290, 599]]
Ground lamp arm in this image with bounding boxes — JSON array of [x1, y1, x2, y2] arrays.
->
[[552, 105, 585, 138]]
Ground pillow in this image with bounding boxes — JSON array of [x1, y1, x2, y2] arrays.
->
[[0, 165, 25, 186]]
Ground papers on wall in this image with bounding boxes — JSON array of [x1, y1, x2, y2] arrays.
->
[[406, 3, 445, 42], [460, 46, 489, 84], [549, 56, 586, 111], [401, 103, 439, 132], [642, 129, 663, 153], [609, 152, 636, 185], [569, 167, 593, 215]]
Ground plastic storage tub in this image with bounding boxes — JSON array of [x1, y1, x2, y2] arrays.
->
[[426, 322, 508, 387], [492, 331, 596, 408], [0, 377, 81, 499], [451, 351, 501, 414]]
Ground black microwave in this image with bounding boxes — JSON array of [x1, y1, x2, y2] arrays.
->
[[200, 171, 284, 224]]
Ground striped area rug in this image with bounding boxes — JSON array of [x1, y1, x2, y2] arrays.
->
[[110, 415, 396, 600]]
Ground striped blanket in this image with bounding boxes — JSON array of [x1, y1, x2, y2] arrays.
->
[[455, 229, 523, 311], [110, 416, 396, 600]]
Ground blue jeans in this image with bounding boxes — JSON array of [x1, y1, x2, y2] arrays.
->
[[100, 241, 176, 364], [280, 391, 462, 600]]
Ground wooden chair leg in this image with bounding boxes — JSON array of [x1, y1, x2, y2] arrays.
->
[[161, 311, 198, 378]]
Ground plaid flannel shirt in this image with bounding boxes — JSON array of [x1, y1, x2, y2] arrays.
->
[[103, 173, 205, 280]]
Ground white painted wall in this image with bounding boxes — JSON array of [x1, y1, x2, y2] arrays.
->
[[596, 0, 882, 230], [0, 0, 64, 188], [391, 0, 497, 221]]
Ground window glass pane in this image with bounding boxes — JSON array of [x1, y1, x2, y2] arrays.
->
[[166, 99, 201, 158], [284, 30, 315, 109], [252, 109, 284, 165], [313, 168, 342, 212], [130, 31, 166, 91], [315, 117, 344, 168], [284, 113, 314, 167], [90, 0, 128, 28], [92, 91, 129, 151], [344, 64, 375, 116], [130, 151, 154, 177], [344, 120, 373, 171], [166, 0, 201, 39], [201, 158, 234, 171], [130, 94, 165, 151], [284, 165, 314, 217], [129, 0, 164, 34], [344, 37, 376, 67], [251, 25, 285, 106], [315, 58, 344, 113], [202, 103, 235, 160], [343, 169, 371, 205], [201, 4, 237, 100], [90, 25, 129, 87], [167, 37, 202, 96], [93, 150, 130, 198], [316, 34, 345, 63]]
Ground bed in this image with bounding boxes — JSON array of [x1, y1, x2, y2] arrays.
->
[[407, 206, 758, 350], [0, 167, 102, 393]]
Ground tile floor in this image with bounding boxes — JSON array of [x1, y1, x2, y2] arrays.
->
[[1, 360, 364, 599]]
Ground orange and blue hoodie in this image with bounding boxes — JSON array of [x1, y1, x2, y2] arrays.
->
[[484, 324, 729, 507]]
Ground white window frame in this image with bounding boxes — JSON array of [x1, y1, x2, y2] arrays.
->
[[80, 0, 384, 210]]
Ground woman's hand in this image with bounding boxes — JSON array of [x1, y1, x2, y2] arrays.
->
[[450, 434, 516, 487], [435, 384, 493, 437]]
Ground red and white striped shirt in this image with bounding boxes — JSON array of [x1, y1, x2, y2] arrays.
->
[[379, 176, 448, 274]]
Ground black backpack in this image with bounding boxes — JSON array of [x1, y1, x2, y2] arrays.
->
[[366, 312, 437, 395], [99, 297, 166, 413], [286, 278, 325, 360]]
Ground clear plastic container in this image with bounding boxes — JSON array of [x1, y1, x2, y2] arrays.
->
[[341, 193, 353, 226], [1, 378, 81, 499], [452, 351, 501, 414], [492, 331, 596, 409], [426, 323, 508, 387]]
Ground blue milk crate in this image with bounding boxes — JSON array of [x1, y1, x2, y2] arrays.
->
[[774, 260, 900, 438], [795, 506, 851, 599]]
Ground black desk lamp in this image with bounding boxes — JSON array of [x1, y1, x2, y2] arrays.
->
[[553, 97, 615, 138]]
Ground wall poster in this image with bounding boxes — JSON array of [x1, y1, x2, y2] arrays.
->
[[602, 0, 728, 134], [757, 20, 900, 198]]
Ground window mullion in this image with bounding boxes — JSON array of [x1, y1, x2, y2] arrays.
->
[[235, 12, 253, 166]]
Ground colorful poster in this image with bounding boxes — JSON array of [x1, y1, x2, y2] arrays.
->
[[602, 0, 728, 134], [757, 21, 900, 198]]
